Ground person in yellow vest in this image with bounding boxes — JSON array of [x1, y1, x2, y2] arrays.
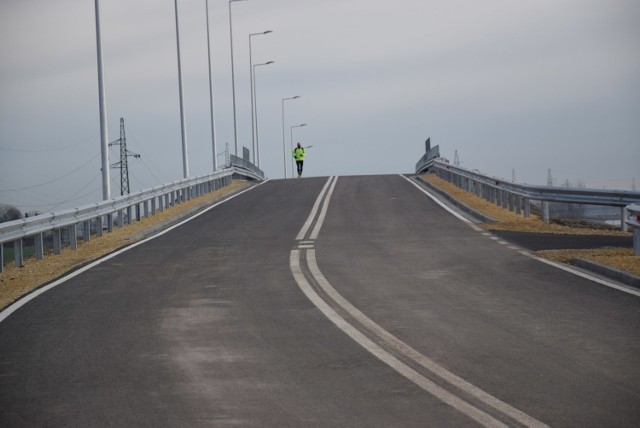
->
[[292, 142, 306, 178]]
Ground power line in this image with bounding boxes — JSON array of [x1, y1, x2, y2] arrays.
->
[[11, 175, 101, 210], [0, 135, 99, 153], [0, 153, 99, 192]]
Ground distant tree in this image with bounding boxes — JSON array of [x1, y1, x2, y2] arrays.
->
[[0, 204, 22, 222]]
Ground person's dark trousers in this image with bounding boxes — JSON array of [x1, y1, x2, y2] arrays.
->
[[296, 160, 304, 177]]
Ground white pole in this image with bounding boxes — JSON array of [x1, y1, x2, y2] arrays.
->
[[281, 96, 299, 179], [281, 99, 287, 178], [94, 0, 111, 200], [205, 0, 217, 171], [229, 0, 247, 156], [174, 0, 189, 178], [253, 61, 273, 168]]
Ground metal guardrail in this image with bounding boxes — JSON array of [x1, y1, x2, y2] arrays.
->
[[417, 158, 640, 230], [0, 164, 265, 272], [626, 203, 640, 255], [229, 154, 265, 181], [415, 144, 440, 174]]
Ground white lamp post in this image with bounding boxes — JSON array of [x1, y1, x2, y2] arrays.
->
[[249, 30, 272, 164], [253, 61, 274, 167], [205, 0, 217, 171], [174, 0, 189, 178], [94, 0, 110, 199], [228, 0, 247, 156], [281, 96, 300, 178]]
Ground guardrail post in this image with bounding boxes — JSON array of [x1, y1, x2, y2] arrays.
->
[[524, 198, 531, 218], [515, 195, 522, 215], [107, 214, 114, 233], [14, 239, 24, 267], [621, 206, 628, 232], [542, 201, 550, 223], [96, 216, 103, 237], [70, 225, 78, 250], [83, 221, 91, 242], [35, 233, 45, 260], [117, 210, 125, 227], [634, 229, 640, 256], [0, 244, 4, 273], [144, 200, 150, 218], [151, 198, 157, 216], [53, 229, 62, 255], [126, 206, 133, 225]]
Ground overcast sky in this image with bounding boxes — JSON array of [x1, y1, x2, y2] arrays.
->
[[1, 0, 639, 213]]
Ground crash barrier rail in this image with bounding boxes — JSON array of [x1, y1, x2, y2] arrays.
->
[[229, 154, 265, 181], [0, 165, 264, 272], [415, 144, 440, 174], [415, 154, 438, 175], [418, 159, 640, 231], [626, 203, 640, 255]]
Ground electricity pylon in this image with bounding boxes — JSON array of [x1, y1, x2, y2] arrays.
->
[[109, 118, 140, 195]]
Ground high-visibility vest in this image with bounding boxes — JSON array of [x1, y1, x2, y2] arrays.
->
[[292, 147, 306, 161]]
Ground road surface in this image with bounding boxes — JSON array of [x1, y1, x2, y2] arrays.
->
[[1, 175, 638, 427]]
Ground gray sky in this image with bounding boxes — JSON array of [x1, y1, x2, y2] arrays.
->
[[1, 0, 639, 213]]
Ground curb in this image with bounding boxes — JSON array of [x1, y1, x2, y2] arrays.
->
[[570, 258, 640, 289], [414, 175, 496, 224]]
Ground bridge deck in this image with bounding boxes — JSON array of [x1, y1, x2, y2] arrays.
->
[[1, 175, 638, 427]]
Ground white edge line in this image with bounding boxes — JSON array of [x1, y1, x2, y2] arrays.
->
[[400, 174, 482, 231], [0, 181, 268, 323], [296, 176, 334, 241], [309, 176, 339, 240], [527, 254, 640, 297], [289, 250, 509, 428], [403, 175, 640, 298]]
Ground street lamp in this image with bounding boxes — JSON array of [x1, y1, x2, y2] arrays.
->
[[281, 96, 300, 178], [174, 0, 189, 178], [290, 123, 307, 176], [205, 0, 217, 171], [94, 0, 110, 199], [249, 30, 272, 164], [228, 0, 247, 156], [253, 61, 274, 167]]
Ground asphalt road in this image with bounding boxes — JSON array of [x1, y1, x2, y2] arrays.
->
[[0, 175, 638, 427], [490, 230, 633, 251]]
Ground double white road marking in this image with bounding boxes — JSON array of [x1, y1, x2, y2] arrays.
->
[[290, 176, 547, 427]]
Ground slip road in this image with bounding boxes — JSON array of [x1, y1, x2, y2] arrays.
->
[[1, 175, 638, 427]]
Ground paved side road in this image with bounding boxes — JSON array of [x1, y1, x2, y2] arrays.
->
[[0, 175, 638, 427], [491, 230, 633, 251]]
